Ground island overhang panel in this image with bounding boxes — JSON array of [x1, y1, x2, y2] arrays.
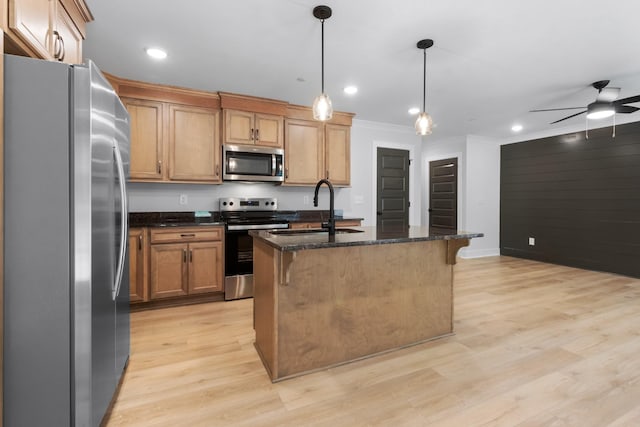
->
[[251, 227, 482, 382]]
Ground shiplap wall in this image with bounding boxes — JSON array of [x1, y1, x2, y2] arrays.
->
[[500, 121, 640, 278]]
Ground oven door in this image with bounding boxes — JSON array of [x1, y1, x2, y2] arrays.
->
[[224, 223, 288, 300]]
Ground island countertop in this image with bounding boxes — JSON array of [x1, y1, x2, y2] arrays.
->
[[250, 226, 483, 252]]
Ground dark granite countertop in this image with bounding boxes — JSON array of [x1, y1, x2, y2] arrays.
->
[[129, 212, 224, 228], [129, 211, 364, 228], [249, 226, 483, 252]]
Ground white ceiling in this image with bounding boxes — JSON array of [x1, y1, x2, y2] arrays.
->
[[83, 0, 640, 140]]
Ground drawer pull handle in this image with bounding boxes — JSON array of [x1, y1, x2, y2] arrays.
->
[[180, 233, 196, 238]]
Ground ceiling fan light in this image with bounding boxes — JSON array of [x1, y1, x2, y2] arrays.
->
[[313, 93, 333, 121], [586, 108, 615, 120], [415, 112, 433, 135]]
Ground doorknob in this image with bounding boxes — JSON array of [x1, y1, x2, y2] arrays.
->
[[376, 211, 382, 215], [428, 208, 433, 212]]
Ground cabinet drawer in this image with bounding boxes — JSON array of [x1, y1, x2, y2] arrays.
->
[[150, 226, 223, 243]]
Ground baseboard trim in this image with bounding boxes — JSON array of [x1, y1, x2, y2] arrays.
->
[[460, 248, 500, 259]]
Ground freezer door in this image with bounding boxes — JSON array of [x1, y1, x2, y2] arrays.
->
[[73, 60, 130, 427], [114, 88, 131, 376]]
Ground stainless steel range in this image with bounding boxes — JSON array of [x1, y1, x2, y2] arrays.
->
[[221, 197, 289, 300]]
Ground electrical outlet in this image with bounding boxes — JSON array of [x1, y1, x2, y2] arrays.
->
[[528, 237, 535, 246], [179, 194, 188, 205], [303, 195, 310, 205]]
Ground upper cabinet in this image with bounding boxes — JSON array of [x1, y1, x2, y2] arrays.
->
[[284, 105, 354, 187], [3, 0, 92, 64], [109, 75, 222, 184], [220, 93, 287, 148]]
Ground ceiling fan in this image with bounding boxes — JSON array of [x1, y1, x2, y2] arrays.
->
[[531, 80, 640, 124]]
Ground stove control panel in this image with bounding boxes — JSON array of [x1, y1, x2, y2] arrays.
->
[[219, 197, 278, 212]]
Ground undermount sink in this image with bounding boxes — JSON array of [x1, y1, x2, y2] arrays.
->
[[269, 228, 364, 235]]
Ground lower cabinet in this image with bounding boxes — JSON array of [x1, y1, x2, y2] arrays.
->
[[129, 227, 149, 302], [149, 227, 224, 300]]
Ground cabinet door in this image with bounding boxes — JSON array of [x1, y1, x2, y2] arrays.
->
[[187, 241, 224, 294], [169, 104, 220, 182], [150, 243, 188, 299], [53, 0, 82, 64], [129, 228, 147, 302], [255, 113, 283, 147], [123, 98, 164, 180], [325, 124, 351, 186], [223, 109, 254, 145], [8, 0, 52, 59], [284, 119, 324, 185]]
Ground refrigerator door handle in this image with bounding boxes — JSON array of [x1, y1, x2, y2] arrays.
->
[[113, 144, 128, 300]]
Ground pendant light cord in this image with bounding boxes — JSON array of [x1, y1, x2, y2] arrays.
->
[[321, 18, 325, 94], [422, 48, 427, 111]]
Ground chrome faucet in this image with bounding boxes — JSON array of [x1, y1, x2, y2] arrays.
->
[[313, 179, 335, 236]]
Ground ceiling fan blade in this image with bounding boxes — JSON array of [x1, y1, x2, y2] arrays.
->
[[550, 110, 586, 124], [530, 107, 585, 112], [615, 105, 640, 114], [596, 87, 620, 102], [613, 95, 640, 105]]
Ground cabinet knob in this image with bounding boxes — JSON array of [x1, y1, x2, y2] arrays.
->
[[52, 30, 63, 60], [189, 250, 193, 263], [250, 128, 254, 140], [138, 234, 142, 251], [183, 249, 187, 263], [157, 160, 162, 174], [255, 128, 259, 141]]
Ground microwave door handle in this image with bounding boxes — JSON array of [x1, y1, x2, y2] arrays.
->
[[272, 154, 276, 176]]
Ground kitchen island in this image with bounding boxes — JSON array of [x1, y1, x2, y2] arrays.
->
[[250, 226, 483, 382]]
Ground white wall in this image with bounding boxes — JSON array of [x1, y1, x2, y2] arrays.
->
[[464, 135, 500, 257], [128, 119, 423, 225]]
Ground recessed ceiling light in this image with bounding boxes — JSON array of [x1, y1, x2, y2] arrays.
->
[[408, 107, 420, 115], [145, 48, 167, 60], [511, 124, 523, 132], [343, 86, 358, 95]]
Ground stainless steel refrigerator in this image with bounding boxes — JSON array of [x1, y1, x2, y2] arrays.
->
[[3, 54, 130, 426]]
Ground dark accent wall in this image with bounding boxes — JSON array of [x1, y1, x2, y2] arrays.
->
[[500, 121, 640, 278]]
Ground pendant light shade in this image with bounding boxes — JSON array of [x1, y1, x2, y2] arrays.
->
[[415, 112, 433, 135], [313, 93, 333, 121], [415, 39, 434, 136], [312, 5, 333, 121]]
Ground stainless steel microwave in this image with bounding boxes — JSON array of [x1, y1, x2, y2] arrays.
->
[[222, 144, 284, 182]]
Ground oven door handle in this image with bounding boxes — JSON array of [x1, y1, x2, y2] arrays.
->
[[226, 223, 289, 231]]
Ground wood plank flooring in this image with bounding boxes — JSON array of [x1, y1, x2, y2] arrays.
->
[[106, 256, 640, 426]]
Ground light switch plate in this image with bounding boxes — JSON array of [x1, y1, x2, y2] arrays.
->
[[528, 237, 535, 246]]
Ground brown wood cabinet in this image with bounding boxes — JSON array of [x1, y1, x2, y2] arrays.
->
[[123, 98, 163, 180], [149, 227, 224, 300], [3, 0, 91, 64], [219, 93, 287, 148], [284, 105, 353, 187], [129, 227, 148, 303], [223, 109, 283, 148], [110, 75, 222, 184]]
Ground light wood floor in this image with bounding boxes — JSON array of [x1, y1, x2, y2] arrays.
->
[[106, 256, 640, 427]]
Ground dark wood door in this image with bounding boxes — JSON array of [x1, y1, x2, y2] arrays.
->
[[429, 158, 458, 230], [376, 148, 410, 230]]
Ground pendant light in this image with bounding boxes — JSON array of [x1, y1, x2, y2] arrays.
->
[[415, 39, 434, 135], [312, 5, 333, 121]]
